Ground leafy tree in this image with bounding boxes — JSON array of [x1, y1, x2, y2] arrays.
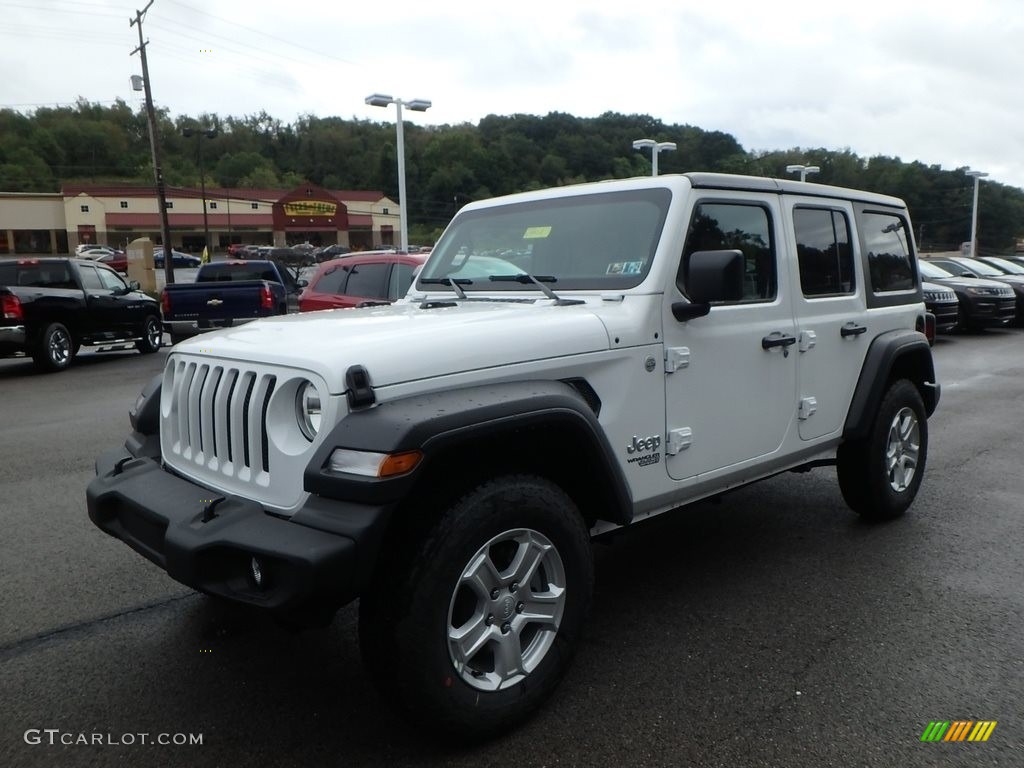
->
[[2, 100, 1024, 251]]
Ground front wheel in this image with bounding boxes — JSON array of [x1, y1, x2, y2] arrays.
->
[[837, 379, 928, 520], [135, 314, 163, 353], [359, 475, 593, 740], [33, 322, 74, 372]]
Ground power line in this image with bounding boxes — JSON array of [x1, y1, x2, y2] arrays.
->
[[164, 0, 355, 67], [0, 100, 127, 109], [0, 1, 122, 18], [147, 18, 343, 76]]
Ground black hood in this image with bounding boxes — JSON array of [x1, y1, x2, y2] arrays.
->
[[928, 275, 1011, 291]]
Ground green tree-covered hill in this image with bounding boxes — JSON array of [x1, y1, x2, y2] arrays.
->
[[1, 99, 1020, 252]]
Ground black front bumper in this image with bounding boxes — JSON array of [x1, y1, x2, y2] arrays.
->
[[927, 302, 958, 333], [961, 295, 1016, 327], [87, 447, 392, 621]]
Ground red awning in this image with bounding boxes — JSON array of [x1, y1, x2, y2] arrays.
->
[[105, 213, 274, 227]]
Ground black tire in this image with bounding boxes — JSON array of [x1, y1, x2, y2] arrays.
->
[[359, 475, 593, 740], [136, 314, 163, 353], [32, 322, 74, 372], [836, 379, 928, 521]]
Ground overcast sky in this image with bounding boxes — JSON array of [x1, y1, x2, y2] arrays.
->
[[3, 0, 1024, 189]]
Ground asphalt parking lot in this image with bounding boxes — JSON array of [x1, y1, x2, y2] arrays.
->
[[0, 329, 1021, 767]]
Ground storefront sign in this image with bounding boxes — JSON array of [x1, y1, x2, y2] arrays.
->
[[283, 200, 337, 217]]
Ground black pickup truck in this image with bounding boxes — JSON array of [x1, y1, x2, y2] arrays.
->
[[0, 258, 163, 372], [160, 260, 305, 344]]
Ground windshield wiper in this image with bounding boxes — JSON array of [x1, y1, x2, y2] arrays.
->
[[488, 274, 584, 306], [418, 276, 472, 299]]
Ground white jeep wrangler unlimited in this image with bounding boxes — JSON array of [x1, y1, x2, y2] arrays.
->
[[88, 173, 939, 737]]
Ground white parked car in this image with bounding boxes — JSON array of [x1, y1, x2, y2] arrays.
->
[[75, 245, 117, 259]]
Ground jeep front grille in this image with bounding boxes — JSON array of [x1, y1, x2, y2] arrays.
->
[[164, 359, 276, 482]]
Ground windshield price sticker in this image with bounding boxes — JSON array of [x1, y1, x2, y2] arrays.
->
[[523, 226, 552, 239]]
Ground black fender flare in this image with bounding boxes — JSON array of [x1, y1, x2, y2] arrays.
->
[[304, 380, 633, 526], [843, 329, 940, 442]]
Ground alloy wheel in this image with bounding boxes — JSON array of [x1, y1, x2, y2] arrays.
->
[[886, 406, 920, 492], [447, 528, 566, 692]]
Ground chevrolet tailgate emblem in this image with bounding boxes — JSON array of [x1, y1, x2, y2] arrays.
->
[[207, 298, 223, 306]]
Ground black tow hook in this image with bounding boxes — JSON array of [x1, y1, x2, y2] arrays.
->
[[201, 497, 227, 523], [112, 456, 134, 476]]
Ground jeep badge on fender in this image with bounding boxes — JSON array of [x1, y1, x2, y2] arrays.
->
[[626, 434, 661, 454], [87, 173, 938, 740]]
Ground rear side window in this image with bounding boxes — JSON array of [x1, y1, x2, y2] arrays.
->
[[862, 212, 915, 292], [679, 202, 776, 302], [344, 262, 389, 298], [312, 265, 350, 295], [78, 264, 104, 290], [793, 208, 855, 296], [0, 262, 75, 288]]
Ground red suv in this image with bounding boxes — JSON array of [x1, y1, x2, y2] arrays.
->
[[299, 251, 427, 311]]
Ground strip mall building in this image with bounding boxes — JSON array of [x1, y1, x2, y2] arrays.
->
[[0, 183, 400, 254]]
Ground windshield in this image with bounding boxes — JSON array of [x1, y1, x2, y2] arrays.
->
[[417, 188, 672, 291], [919, 261, 954, 279], [954, 257, 1003, 277], [981, 257, 1024, 275]]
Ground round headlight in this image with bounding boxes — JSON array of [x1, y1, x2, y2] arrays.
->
[[295, 381, 322, 441]]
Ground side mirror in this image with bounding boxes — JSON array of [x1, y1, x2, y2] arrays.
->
[[129, 279, 141, 291], [687, 249, 745, 302], [671, 249, 745, 321], [296, 278, 308, 288], [671, 302, 711, 321]]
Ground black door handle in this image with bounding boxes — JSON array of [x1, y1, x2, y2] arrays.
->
[[762, 332, 797, 350], [841, 323, 868, 337]]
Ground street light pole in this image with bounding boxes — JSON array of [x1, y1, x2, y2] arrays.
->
[[965, 169, 988, 259], [632, 139, 677, 177], [785, 164, 820, 182], [394, 99, 407, 252], [365, 94, 432, 252], [183, 126, 218, 260]]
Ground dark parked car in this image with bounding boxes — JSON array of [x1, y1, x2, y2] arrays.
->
[[977, 255, 1024, 278], [314, 244, 352, 262], [926, 256, 1024, 325], [230, 245, 263, 260], [0, 258, 162, 372], [919, 259, 1016, 330], [299, 251, 426, 311], [154, 250, 202, 269], [921, 281, 959, 334], [272, 246, 314, 267]]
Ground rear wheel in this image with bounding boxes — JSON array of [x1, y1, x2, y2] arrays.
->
[[837, 379, 927, 520], [33, 322, 74, 372], [359, 475, 593, 740], [136, 314, 163, 353]]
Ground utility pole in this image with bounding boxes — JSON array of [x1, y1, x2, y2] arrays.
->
[[131, 1, 175, 285]]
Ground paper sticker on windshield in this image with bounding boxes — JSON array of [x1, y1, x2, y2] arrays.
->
[[523, 226, 552, 239], [607, 260, 644, 275]]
